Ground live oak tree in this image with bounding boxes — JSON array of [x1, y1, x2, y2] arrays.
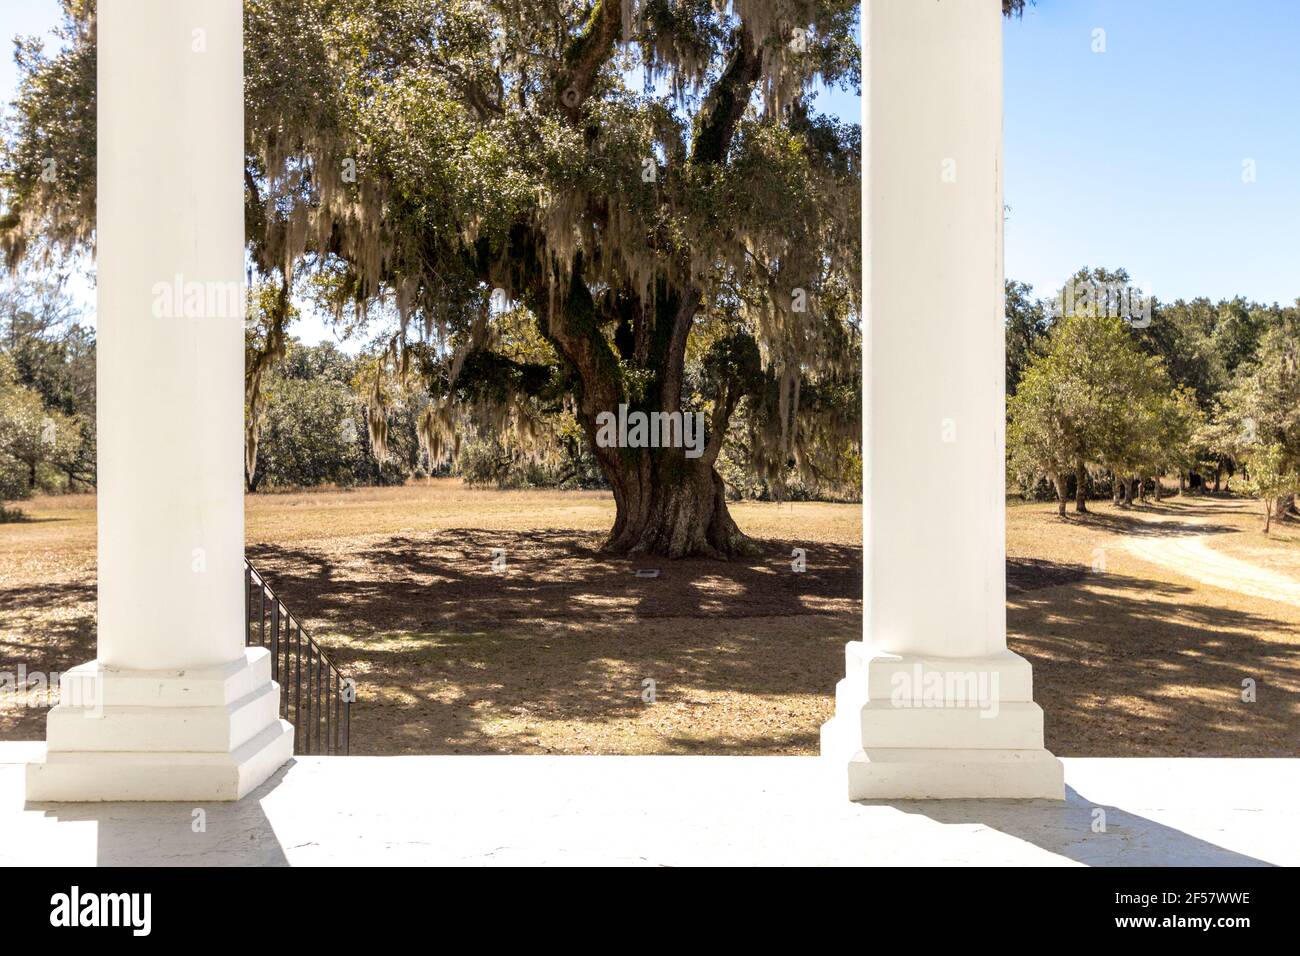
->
[[3, 0, 865, 558], [1007, 355, 1075, 517], [1007, 310, 1180, 516], [1212, 322, 1300, 530]]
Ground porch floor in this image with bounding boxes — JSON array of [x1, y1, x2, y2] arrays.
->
[[1, 744, 1295, 866]]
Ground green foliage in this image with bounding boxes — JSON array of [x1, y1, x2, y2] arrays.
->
[[1005, 279, 1048, 396], [1005, 265, 1300, 506], [458, 433, 603, 490], [1243, 442, 1294, 502], [254, 370, 360, 489], [1210, 318, 1300, 522], [0, 274, 93, 505], [1007, 354, 1074, 493], [1007, 300, 1199, 504], [2, 0, 863, 519], [1153, 385, 1203, 477], [0, 2, 95, 269], [250, 340, 417, 489], [0, 351, 78, 501]]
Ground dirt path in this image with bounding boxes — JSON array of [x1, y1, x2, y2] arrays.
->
[[1123, 515, 1300, 607]]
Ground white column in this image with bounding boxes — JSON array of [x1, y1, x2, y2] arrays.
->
[[820, 0, 1063, 799], [26, 0, 292, 801]]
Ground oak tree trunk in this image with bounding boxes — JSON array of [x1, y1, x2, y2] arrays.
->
[[1074, 460, 1089, 513], [526, 255, 756, 559], [599, 447, 754, 558], [1275, 495, 1293, 525], [1052, 472, 1068, 517]]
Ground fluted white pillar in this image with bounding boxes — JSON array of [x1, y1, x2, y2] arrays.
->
[[26, 0, 292, 801], [820, 0, 1063, 799]]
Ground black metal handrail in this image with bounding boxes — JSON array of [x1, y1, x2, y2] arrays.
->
[[244, 558, 352, 755]]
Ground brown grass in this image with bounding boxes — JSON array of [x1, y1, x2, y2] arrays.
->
[[1, 481, 1296, 756], [1007, 492, 1300, 756], [0, 482, 861, 754]]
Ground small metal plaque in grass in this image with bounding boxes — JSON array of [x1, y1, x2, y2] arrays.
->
[[633, 569, 660, 578]]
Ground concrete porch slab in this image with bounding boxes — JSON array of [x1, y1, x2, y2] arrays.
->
[[0, 745, 1295, 866]]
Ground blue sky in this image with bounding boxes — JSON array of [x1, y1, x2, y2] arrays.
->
[[2, 1, 1296, 342], [1005, 0, 1300, 306]]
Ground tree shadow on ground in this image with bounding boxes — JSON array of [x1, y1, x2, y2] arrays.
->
[[6, 544, 1295, 761], [1010, 562, 1300, 757], [1062, 510, 1238, 537], [248, 529, 860, 629], [245, 536, 1299, 758], [1007, 557, 1089, 592], [246, 529, 862, 754], [0, 581, 95, 741]]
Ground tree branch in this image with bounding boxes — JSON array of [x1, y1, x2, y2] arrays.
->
[[660, 291, 699, 412], [704, 384, 739, 467], [689, 26, 761, 166], [555, 0, 623, 122]]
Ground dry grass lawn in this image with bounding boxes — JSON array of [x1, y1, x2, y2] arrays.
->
[[1, 481, 1296, 756], [1008, 492, 1299, 756]]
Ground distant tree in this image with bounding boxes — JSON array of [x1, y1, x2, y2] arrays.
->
[[1099, 350, 1173, 509], [1243, 443, 1296, 533], [1008, 357, 1075, 516], [253, 375, 358, 490], [1214, 322, 1300, 527], [0, 352, 80, 510], [0, 273, 95, 487], [1134, 298, 1222, 411], [1008, 308, 1174, 514], [1005, 278, 1048, 396], [0, 273, 93, 497], [1147, 385, 1203, 500], [1211, 297, 1267, 377], [251, 339, 426, 490]]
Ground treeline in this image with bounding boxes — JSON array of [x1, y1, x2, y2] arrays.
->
[[3, 273, 824, 504], [13, 265, 1295, 521], [244, 335, 607, 492], [0, 276, 94, 517], [245, 336, 838, 499], [240, 285, 855, 502], [1007, 267, 1300, 531]]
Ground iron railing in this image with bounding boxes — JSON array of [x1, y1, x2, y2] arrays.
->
[[244, 558, 352, 755]]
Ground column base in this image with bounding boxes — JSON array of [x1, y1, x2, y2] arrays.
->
[[25, 648, 294, 802], [820, 643, 1065, 800]]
